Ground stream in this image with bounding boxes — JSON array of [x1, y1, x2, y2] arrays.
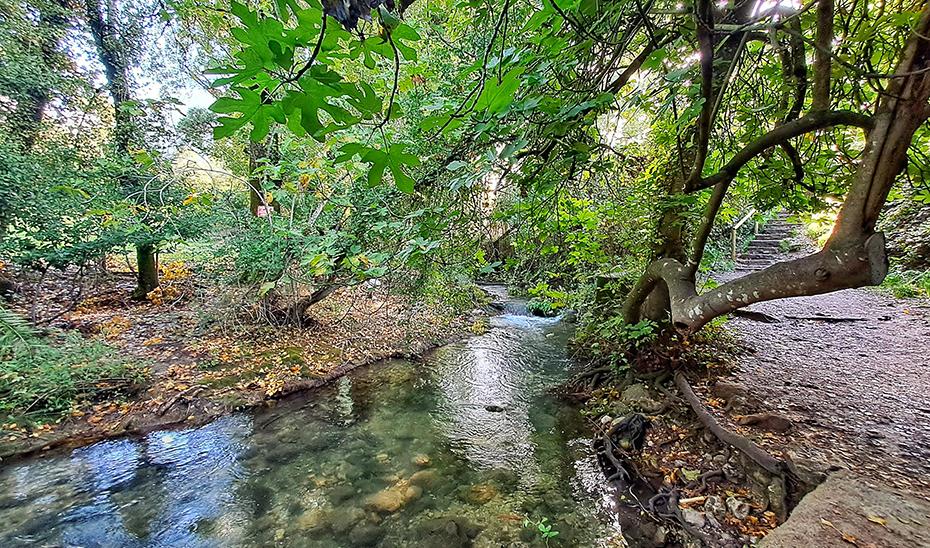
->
[[0, 291, 623, 547]]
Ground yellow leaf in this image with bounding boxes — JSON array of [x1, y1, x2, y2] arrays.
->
[[866, 515, 887, 527], [821, 518, 835, 528]]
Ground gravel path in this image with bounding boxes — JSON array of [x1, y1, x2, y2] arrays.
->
[[725, 287, 930, 495]]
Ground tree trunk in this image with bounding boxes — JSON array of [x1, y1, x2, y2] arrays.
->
[[625, 4, 930, 335], [247, 135, 282, 216], [9, 0, 69, 151], [627, 0, 757, 325], [84, 0, 159, 298], [132, 243, 159, 300]]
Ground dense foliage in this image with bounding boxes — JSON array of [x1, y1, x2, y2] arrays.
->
[[2, 0, 930, 420]]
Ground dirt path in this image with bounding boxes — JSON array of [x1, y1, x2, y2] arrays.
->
[[724, 287, 930, 495]]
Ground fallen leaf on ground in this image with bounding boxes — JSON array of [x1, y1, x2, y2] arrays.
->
[[866, 515, 887, 527]]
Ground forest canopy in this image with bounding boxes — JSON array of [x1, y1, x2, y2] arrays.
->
[[2, 0, 930, 331]]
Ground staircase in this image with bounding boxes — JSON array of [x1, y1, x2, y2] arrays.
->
[[735, 213, 794, 271]]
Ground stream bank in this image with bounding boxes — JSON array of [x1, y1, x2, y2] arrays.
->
[[1, 269, 478, 461], [0, 289, 628, 547]]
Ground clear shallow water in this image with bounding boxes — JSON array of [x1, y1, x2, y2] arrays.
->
[[0, 312, 620, 547]]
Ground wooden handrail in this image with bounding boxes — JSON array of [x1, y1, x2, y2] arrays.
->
[[731, 208, 757, 262]]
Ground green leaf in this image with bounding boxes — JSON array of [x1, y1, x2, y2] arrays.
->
[[641, 48, 667, 71], [258, 281, 276, 297], [474, 68, 524, 114]]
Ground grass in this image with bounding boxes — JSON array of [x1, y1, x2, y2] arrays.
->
[[880, 268, 930, 299], [1, 307, 147, 426]]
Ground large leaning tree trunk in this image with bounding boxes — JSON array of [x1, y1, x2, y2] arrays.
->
[[624, 4, 930, 335], [84, 0, 159, 300], [631, 0, 757, 323]]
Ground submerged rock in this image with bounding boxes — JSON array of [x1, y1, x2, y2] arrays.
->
[[295, 507, 329, 531], [329, 507, 364, 534], [348, 522, 383, 546], [412, 453, 431, 467], [409, 469, 439, 488], [364, 488, 405, 514], [415, 517, 481, 548], [466, 483, 498, 505], [363, 478, 422, 514], [329, 485, 357, 504]]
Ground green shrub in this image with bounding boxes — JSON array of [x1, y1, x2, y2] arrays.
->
[[0, 308, 147, 424]]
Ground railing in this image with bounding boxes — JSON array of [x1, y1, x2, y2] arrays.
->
[[731, 208, 757, 262]]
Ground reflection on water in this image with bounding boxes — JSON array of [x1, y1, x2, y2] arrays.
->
[[0, 310, 620, 547]]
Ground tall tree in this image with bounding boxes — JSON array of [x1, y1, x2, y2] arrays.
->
[[0, 0, 72, 151], [83, 0, 159, 298]]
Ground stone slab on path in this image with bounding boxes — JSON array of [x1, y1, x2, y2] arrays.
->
[[761, 471, 930, 548]]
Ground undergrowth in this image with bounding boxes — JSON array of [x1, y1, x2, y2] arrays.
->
[[880, 268, 930, 298], [0, 307, 147, 426]]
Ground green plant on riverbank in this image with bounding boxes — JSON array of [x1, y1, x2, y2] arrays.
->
[[523, 516, 560, 546], [0, 308, 147, 426]]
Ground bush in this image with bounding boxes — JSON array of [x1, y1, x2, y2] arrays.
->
[[0, 308, 147, 424]]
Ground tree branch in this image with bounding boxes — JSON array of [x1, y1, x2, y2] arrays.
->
[[687, 0, 715, 185], [687, 110, 874, 192], [812, 0, 834, 110]]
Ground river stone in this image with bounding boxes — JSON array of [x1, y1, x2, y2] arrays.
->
[[337, 462, 364, 481], [415, 517, 480, 548], [403, 485, 423, 503], [364, 488, 405, 514], [726, 496, 751, 520], [329, 485, 357, 504], [409, 469, 439, 488], [703, 495, 726, 520], [348, 523, 383, 546], [412, 453, 431, 467], [295, 507, 329, 531], [330, 507, 365, 534], [466, 483, 498, 504], [682, 508, 706, 528], [619, 384, 663, 413]]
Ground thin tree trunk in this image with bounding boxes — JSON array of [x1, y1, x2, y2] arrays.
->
[[84, 0, 159, 299], [133, 243, 159, 299]]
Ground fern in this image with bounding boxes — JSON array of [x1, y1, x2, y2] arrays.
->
[[0, 306, 37, 351]]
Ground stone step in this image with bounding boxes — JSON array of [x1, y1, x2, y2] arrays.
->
[[744, 246, 780, 253], [746, 244, 780, 251], [759, 229, 793, 237], [736, 261, 775, 270]]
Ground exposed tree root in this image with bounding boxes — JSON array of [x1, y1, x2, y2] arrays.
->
[[648, 488, 712, 545], [156, 385, 206, 416], [674, 371, 786, 475], [783, 314, 867, 322], [732, 309, 780, 323], [592, 414, 650, 483]]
